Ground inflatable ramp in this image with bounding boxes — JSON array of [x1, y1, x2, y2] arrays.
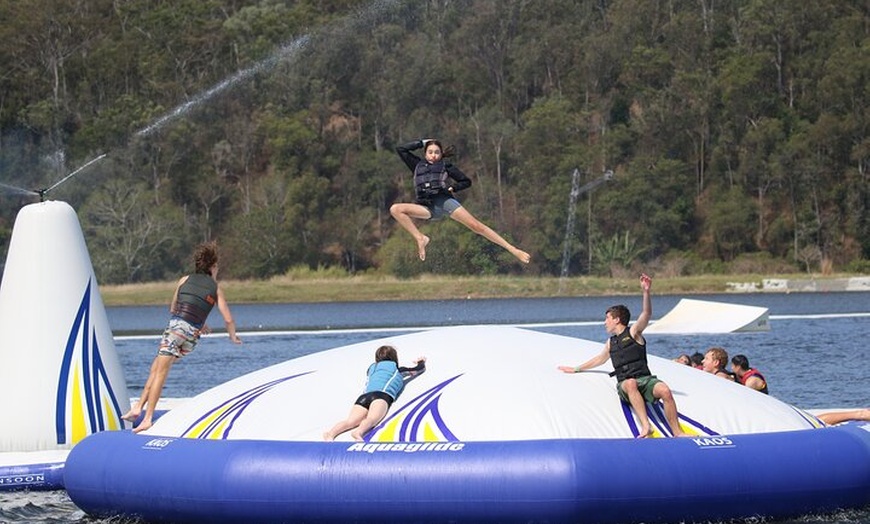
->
[[645, 298, 769, 334]]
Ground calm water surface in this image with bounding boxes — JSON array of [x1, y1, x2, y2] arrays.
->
[[3, 292, 869, 523]]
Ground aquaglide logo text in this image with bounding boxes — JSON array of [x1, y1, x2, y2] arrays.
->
[[347, 442, 465, 454]]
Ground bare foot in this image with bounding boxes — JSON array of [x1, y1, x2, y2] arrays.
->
[[673, 430, 690, 437], [513, 249, 531, 264], [416, 236, 430, 261], [121, 410, 140, 422], [323, 432, 334, 441], [350, 431, 363, 441], [636, 426, 653, 439], [132, 420, 152, 434]]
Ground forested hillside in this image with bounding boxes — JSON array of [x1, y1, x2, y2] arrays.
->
[[0, 0, 867, 283]]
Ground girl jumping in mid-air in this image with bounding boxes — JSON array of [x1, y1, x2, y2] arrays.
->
[[390, 138, 531, 264]]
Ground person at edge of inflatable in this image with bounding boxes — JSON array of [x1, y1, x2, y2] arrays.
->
[[702, 347, 737, 381], [730, 354, 768, 394], [390, 137, 531, 264], [122, 241, 242, 434], [558, 273, 687, 438], [324, 345, 426, 442]]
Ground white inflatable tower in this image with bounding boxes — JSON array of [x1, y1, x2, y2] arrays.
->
[[0, 201, 129, 452]]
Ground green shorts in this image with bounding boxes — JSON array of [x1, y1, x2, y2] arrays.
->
[[617, 375, 662, 404]]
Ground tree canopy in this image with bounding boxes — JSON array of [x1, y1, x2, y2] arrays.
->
[[0, 0, 867, 283]]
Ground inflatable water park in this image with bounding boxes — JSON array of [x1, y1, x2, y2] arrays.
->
[[2, 201, 870, 523]]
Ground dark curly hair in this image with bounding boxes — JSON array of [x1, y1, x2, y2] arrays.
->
[[193, 241, 218, 275]]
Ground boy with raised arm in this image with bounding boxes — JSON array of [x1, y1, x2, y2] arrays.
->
[[559, 274, 685, 438]]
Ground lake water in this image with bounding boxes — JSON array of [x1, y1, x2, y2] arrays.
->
[[3, 291, 869, 523]]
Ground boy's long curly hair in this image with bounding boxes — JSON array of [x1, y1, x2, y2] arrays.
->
[[193, 241, 218, 275]]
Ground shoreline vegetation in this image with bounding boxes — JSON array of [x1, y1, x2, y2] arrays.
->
[[98, 272, 868, 307]]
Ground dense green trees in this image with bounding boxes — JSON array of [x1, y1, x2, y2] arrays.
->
[[0, 0, 867, 283]]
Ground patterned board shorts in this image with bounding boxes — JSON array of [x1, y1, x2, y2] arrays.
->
[[157, 317, 201, 358]]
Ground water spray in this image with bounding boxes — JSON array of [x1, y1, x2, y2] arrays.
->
[[134, 0, 403, 139], [1, 0, 405, 203], [35, 153, 108, 201]]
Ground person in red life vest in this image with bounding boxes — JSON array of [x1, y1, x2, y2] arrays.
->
[[122, 241, 242, 433], [702, 347, 736, 381], [558, 273, 686, 438], [390, 138, 531, 264], [730, 354, 768, 394]]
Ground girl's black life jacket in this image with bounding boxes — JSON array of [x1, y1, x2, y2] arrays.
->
[[414, 161, 449, 199]]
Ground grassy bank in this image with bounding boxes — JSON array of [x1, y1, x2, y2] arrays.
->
[[97, 273, 862, 306]]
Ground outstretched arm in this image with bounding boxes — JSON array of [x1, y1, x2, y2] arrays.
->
[[631, 273, 653, 338], [399, 356, 426, 381], [215, 285, 242, 344], [558, 342, 612, 373]]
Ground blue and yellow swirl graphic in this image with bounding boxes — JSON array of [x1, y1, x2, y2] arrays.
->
[[620, 401, 716, 438], [55, 280, 125, 445], [182, 372, 313, 439], [367, 375, 463, 442]]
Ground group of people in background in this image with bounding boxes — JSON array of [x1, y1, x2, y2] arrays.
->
[[674, 347, 768, 394], [674, 345, 870, 425]]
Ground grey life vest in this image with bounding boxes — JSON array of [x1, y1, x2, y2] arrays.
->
[[414, 161, 448, 198], [175, 273, 217, 327]]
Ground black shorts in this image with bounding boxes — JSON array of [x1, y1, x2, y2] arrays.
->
[[354, 391, 394, 409]]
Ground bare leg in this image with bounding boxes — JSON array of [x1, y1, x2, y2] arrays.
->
[[133, 355, 175, 434], [390, 203, 433, 261], [122, 356, 162, 421], [620, 379, 652, 438], [654, 382, 686, 437], [818, 408, 870, 426], [449, 207, 531, 264], [351, 399, 390, 441], [323, 405, 368, 441]]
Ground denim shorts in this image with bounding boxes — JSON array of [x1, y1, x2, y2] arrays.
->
[[426, 195, 462, 220], [157, 317, 201, 358]]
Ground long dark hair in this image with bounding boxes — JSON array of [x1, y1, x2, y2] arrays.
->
[[426, 139, 456, 159]]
